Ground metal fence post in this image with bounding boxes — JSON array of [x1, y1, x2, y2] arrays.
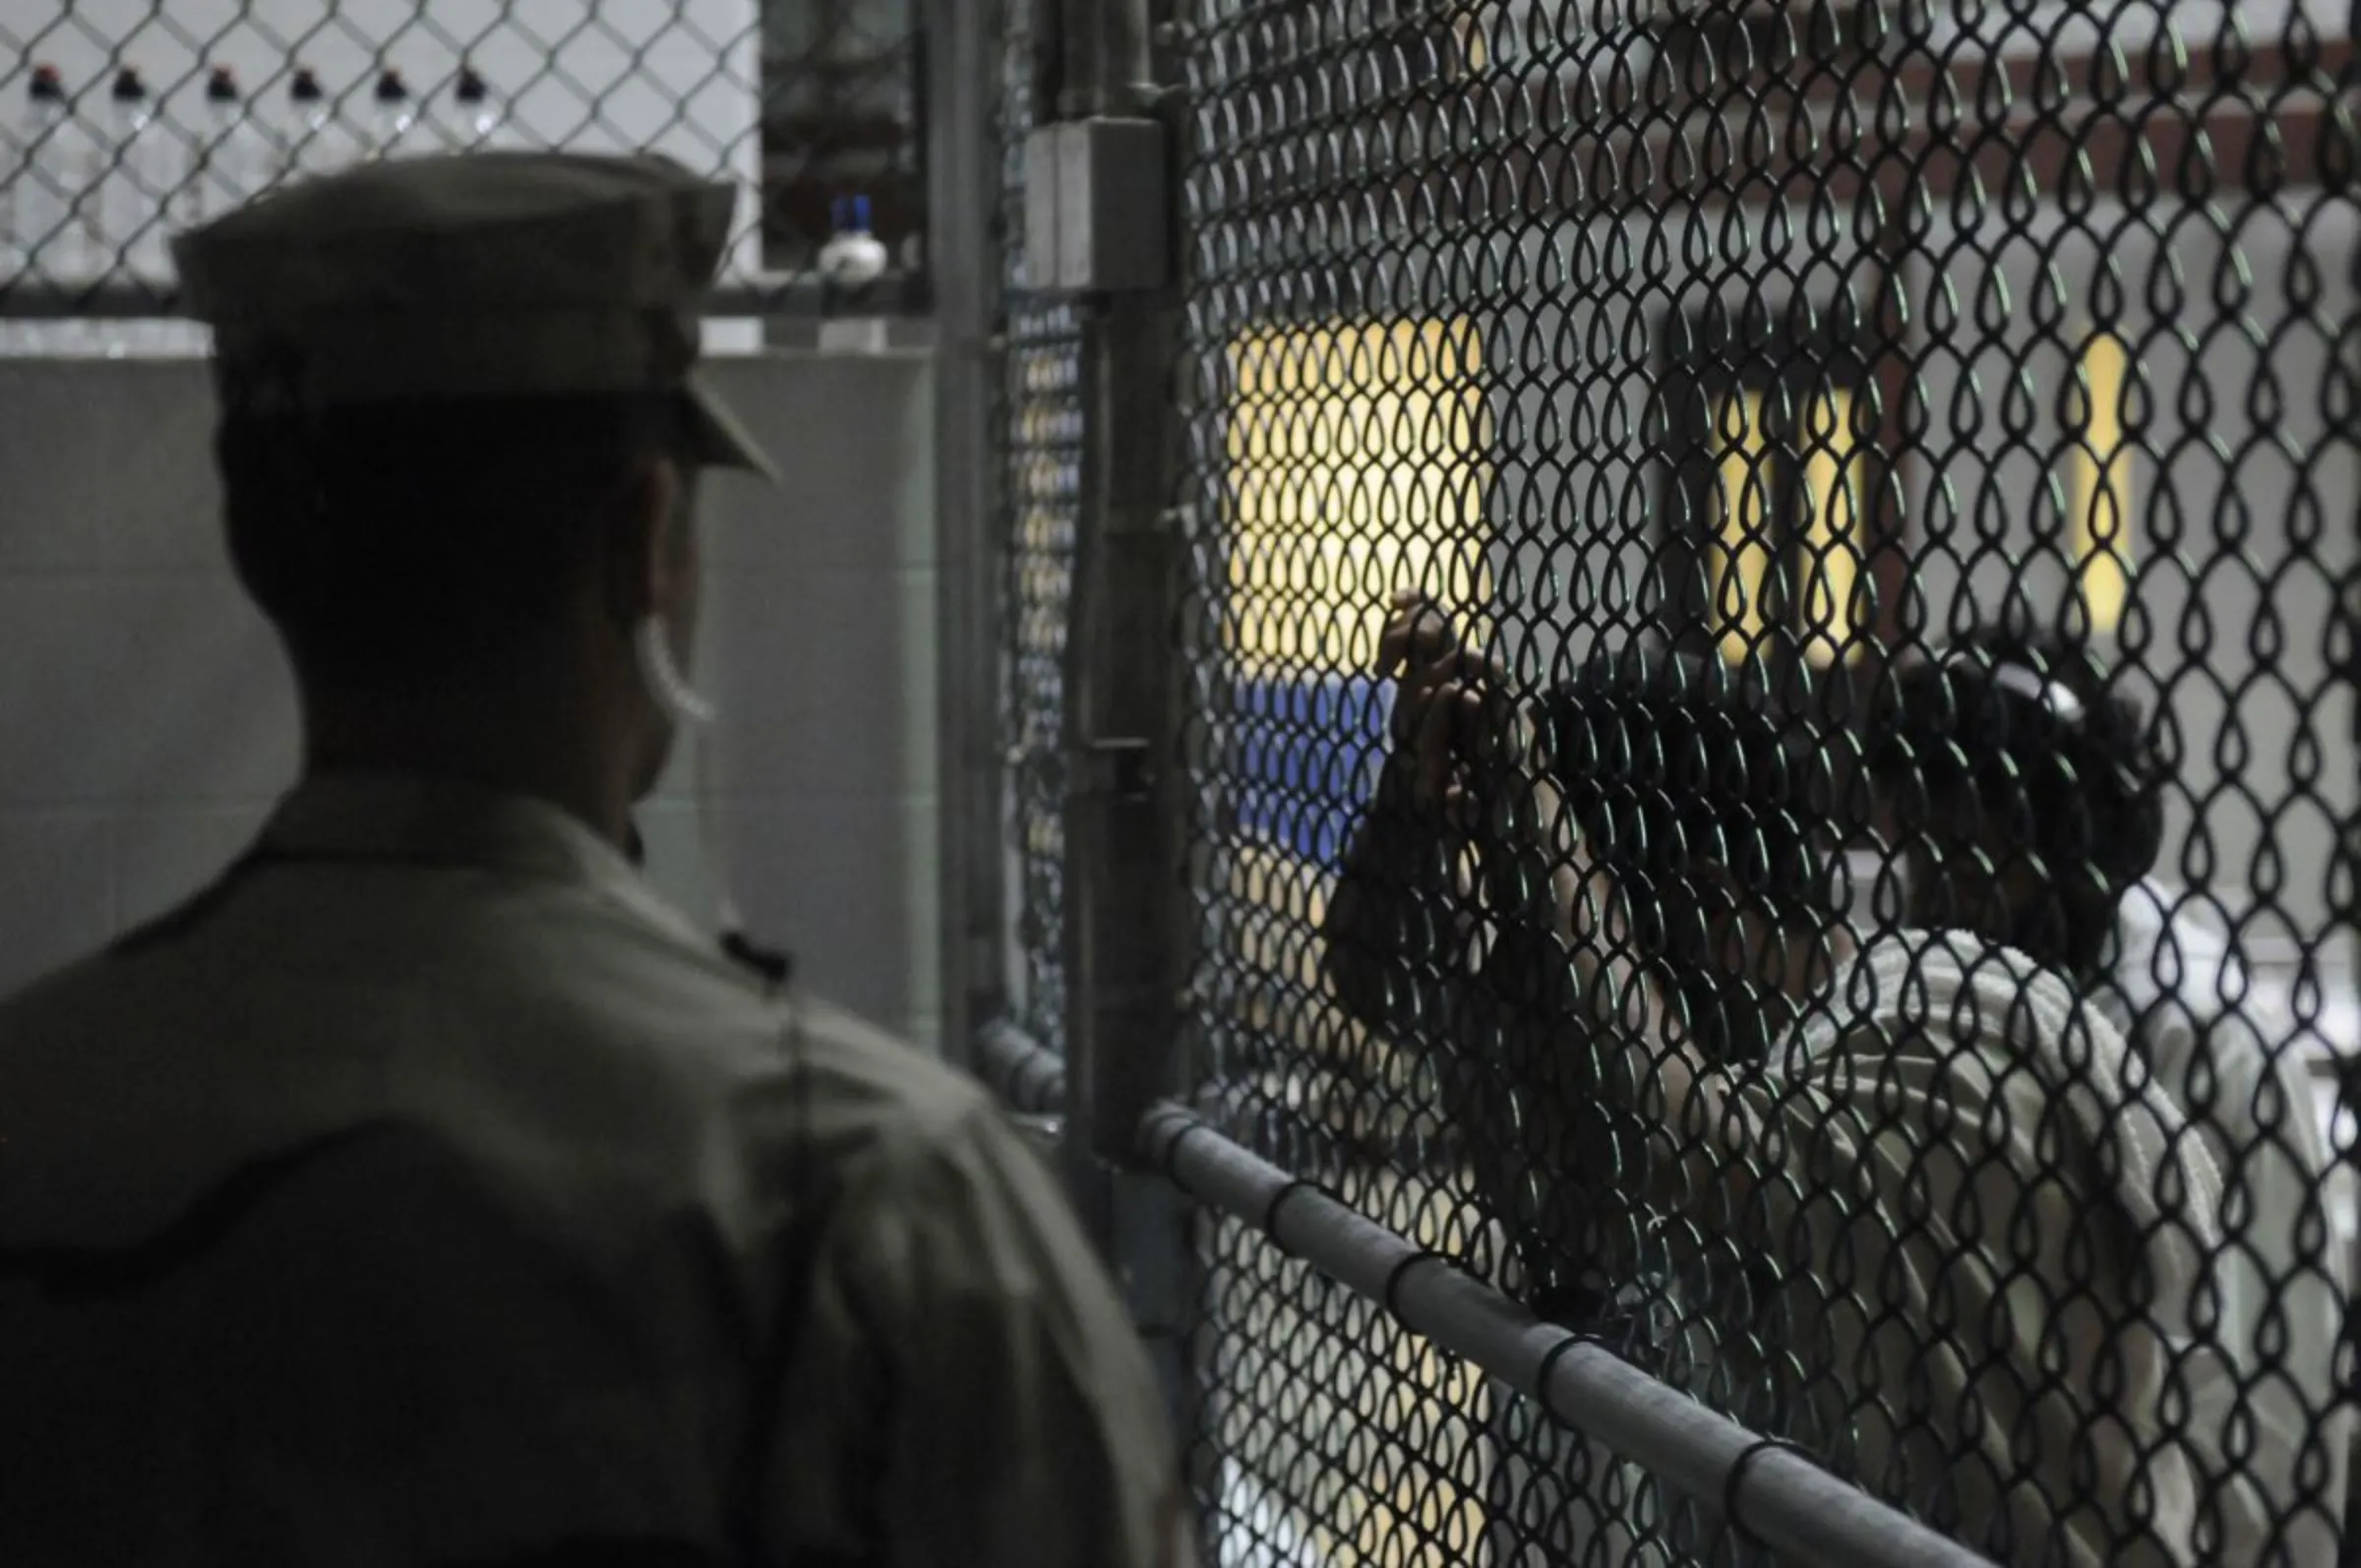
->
[[1033, 0, 1198, 1461], [1033, 0, 1181, 1189], [925, 0, 1008, 1070]]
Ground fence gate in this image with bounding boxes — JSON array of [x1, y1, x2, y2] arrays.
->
[[967, 2, 2361, 1565]]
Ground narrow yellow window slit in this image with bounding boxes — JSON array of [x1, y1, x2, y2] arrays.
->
[[1801, 388, 1863, 666], [1712, 389, 1770, 666], [1453, 12, 1490, 75], [2072, 332, 2133, 633]]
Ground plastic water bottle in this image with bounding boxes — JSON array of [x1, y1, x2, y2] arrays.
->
[[103, 67, 169, 287], [442, 63, 505, 152], [5, 64, 76, 280], [282, 66, 356, 185], [181, 66, 267, 229], [369, 68, 415, 159], [817, 194, 890, 286], [817, 195, 892, 353]]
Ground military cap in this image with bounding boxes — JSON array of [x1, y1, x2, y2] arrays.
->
[[172, 151, 776, 481]]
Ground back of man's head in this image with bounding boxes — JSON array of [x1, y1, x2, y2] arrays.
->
[[172, 154, 775, 820], [1864, 622, 2164, 977], [214, 390, 689, 692], [177, 154, 771, 693]]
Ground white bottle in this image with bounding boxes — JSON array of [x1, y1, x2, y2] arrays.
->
[[5, 64, 76, 281], [817, 195, 892, 353], [102, 67, 169, 288], [282, 66, 355, 185], [442, 63, 504, 152], [181, 66, 267, 229], [817, 194, 890, 286], [369, 69, 415, 159]]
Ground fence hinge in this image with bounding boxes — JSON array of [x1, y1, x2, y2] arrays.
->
[[1068, 737, 1154, 800], [1021, 117, 1171, 294]]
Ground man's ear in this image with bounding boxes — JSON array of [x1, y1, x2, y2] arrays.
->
[[601, 453, 684, 628]]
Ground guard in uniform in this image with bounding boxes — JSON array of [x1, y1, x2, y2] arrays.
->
[[0, 153, 1191, 1567]]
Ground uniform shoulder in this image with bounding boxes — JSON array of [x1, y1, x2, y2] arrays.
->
[[788, 996, 998, 1138], [0, 944, 132, 1045], [747, 1001, 1065, 1301], [784, 1007, 1095, 1314]]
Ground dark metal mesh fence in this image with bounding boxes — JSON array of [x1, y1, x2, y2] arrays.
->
[[0, 1, 919, 317], [1000, 0, 1084, 1053], [1156, 2, 2361, 1564]]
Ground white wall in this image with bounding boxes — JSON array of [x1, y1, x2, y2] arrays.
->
[[0, 350, 943, 1045], [1901, 196, 2361, 947]]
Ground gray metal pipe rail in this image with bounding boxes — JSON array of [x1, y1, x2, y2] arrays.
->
[[1137, 1101, 1999, 1568], [975, 1018, 1067, 1116]]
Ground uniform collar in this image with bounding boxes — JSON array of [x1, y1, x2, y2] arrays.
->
[[263, 772, 628, 875], [259, 774, 711, 951]]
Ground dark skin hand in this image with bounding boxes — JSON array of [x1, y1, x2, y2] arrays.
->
[[1374, 592, 1589, 925], [1375, 590, 1526, 829]]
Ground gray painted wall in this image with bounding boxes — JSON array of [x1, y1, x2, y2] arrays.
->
[[0, 349, 942, 1044]]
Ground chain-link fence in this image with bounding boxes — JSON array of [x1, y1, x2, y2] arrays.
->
[[1159, 1, 2361, 1562], [0, 0, 920, 320], [980, 0, 2361, 1564]]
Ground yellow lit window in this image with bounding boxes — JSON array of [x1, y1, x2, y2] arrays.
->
[[1800, 387, 1864, 666], [1711, 389, 1771, 667], [1700, 382, 1867, 667], [1224, 319, 1492, 678], [2070, 331, 2134, 633], [1220, 318, 1498, 1566]]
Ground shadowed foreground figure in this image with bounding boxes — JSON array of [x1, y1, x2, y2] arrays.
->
[[0, 154, 1189, 1567], [1325, 594, 2227, 1567]]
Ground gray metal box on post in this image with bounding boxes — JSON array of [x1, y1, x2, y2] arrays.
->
[[1022, 119, 1170, 293]]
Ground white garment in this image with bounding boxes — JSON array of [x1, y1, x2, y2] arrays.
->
[[1752, 931, 2222, 1566], [2101, 878, 2350, 1566]]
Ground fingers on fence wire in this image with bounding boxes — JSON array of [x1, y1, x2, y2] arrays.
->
[[1378, 591, 1462, 686]]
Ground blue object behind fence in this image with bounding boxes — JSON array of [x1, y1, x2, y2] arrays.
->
[[1226, 673, 1393, 870]]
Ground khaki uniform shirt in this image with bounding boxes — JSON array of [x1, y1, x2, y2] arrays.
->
[[0, 777, 1191, 1568]]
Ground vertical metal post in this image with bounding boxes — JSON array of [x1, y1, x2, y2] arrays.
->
[[1030, 0, 1065, 132], [1059, 282, 1200, 1526], [925, 0, 1008, 1068], [1060, 0, 1158, 117], [1061, 301, 1182, 1178], [1052, 0, 1181, 1178], [1047, 0, 1197, 1461]]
